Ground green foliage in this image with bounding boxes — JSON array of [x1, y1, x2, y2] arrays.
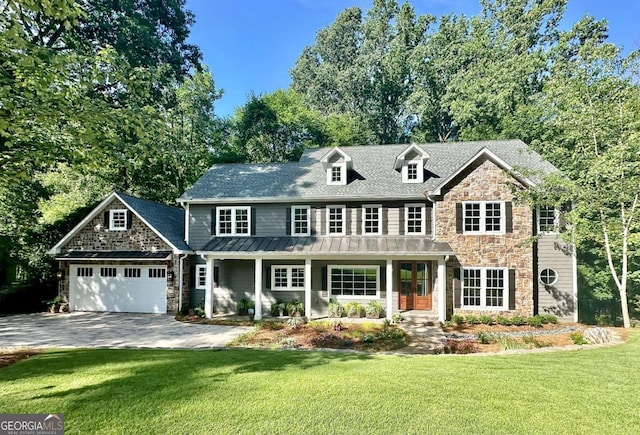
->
[[496, 315, 512, 326], [526, 316, 543, 328], [539, 314, 559, 325], [365, 300, 384, 317], [286, 300, 304, 317], [475, 331, 497, 345], [344, 301, 364, 317], [193, 307, 205, 318], [465, 315, 480, 325], [328, 298, 345, 318], [442, 339, 478, 354], [570, 331, 588, 345], [510, 315, 526, 326], [479, 315, 494, 325], [451, 314, 465, 325], [498, 336, 527, 351], [522, 335, 552, 348]]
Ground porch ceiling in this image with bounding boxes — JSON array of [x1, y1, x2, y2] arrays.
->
[[197, 236, 453, 257]]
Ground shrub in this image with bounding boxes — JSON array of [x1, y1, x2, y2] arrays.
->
[[327, 298, 344, 317], [286, 317, 306, 329], [391, 312, 404, 323], [345, 301, 364, 318], [570, 331, 588, 345], [526, 316, 543, 328], [522, 334, 551, 348], [271, 300, 286, 316], [479, 314, 494, 325], [278, 337, 299, 349], [539, 314, 558, 324], [475, 331, 497, 344], [331, 320, 344, 331], [465, 315, 480, 325], [510, 315, 525, 326], [442, 339, 478, 354], [498, 336, 526, 351], [309, 333, 341, 347], [451, 314, 464, 325], [496, 315, 511, 326], [443, 320, 454, 328], [362, 333, 375, 343], [365, 300, 384, 318], [193, 306, 205, 318], [286, 300, 304, 317]]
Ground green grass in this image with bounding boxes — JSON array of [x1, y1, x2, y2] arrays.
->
[[1, 331, 639, 434]]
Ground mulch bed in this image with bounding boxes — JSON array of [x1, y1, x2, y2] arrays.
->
[[0, 348, 40, 369]]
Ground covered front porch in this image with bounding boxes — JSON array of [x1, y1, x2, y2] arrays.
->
[[195, 235, 454, 322]]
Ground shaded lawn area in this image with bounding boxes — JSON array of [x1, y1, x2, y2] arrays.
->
[[0, 332, 638, 434]]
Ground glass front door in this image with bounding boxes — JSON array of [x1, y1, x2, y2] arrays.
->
[[398, 262, 432, 310]]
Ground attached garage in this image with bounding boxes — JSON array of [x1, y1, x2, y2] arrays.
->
[[69, 264, 168, 314]]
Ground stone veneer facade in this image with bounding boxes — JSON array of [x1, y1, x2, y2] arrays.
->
[[58, 198, 184, 313], [436, 157, 534, 318]]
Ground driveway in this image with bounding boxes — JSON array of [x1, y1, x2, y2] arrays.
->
[[0, 312, 252, 349]]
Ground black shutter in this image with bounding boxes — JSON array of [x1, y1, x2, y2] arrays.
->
[[264, 265, 271, 290], [345, 208, 351, 235], [399, 206, 405, 235], [214, 267, 220, 286], [321, 266, 327, 291], [381, 207, 388, 235], [310, 207, 316, 236], [455, 203, 463, 234], [126, 210, 133, 229], [251, 207, 257, 235], [285, 208, 292, 236], [210, 208, 216, 235], [505, 202, 513, 233], [189, 266, 196, 288], [379, 265, 386, 292], [103, 211, 109, 228], [453, 267, 461, 308], [508, 269, 516, 310], [425, 203, 432, 235]]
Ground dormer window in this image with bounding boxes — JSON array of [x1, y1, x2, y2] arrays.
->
[[330, 165, 344, 184], [320, 147, 352, 186], [395, 144, 429, 184]]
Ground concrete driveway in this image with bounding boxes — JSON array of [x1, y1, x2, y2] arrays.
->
[[0, 312, 252, 349]]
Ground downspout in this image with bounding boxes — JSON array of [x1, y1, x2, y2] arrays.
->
[[178, 253, 189, 310]]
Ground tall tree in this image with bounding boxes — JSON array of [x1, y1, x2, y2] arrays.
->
[[291, 0, 433, 144], [532, 26, 640, 328]]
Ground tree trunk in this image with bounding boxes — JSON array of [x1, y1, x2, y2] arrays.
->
[[620, 287, 630, 329]]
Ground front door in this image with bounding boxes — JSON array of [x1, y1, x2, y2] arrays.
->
[[398, 262, 432, 310]]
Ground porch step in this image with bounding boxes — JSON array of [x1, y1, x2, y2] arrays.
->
[[400, 311, 441, 326]]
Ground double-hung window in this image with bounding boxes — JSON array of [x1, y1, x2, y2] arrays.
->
[[326, 205, 345, 235], [329, 265, 379, 298], [463, 202, 504, 234], [272, 265, 305, 290], [196, 265, 207, 289], [362, 205, 382, 235], [462, 268, 507, 310], [109, 209, 127, 231], [291, 206, 310, 236], [217, 207, 250, 236], [405, 204, 425, 235], [538, 206, 559, 233]]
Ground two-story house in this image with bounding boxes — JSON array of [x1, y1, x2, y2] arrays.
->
[[49, 140, 577, 322]]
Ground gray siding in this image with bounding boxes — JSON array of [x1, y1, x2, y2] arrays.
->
[[188, 204, 213, 250], [191, 201, 433, 246], [537, 235, 576, 321]]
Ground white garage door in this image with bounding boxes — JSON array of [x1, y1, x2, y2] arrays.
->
[[70, 265, 167, 313]]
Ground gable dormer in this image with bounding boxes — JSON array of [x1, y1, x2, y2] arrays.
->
[[394, 144, 429, 183], [320, 147, 352, 186]]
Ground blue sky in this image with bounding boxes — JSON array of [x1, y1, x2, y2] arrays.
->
[[185, 0, 640, 118]]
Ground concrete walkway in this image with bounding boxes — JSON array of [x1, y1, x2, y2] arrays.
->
[[0, 312, 252, 349]]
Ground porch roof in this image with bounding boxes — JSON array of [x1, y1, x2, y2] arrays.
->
[[198, 236, 454, 257]]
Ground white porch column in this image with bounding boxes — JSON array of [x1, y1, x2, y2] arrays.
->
[[386, 259, 393, 320], [437, 258, 446, 323], [204, 257, 214, 319], [304, 258, 312, 319], [254, 258, 263, 320]]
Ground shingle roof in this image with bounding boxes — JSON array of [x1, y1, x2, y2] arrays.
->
[[179, 139, 556, 202], [117, 192, 191, 252], [199, 236, 454, 257]]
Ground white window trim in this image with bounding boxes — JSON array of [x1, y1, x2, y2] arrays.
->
[[109, 209, 128, 231], [463, 201, 506, 235], [326, 205, 346, 236], [539, 268, 558, 286], [271, 265, 305, 291], [291, 205, 311, 236], [461, 267, 508, 310], [405, 203, 426, 235], [537, 206, 560, 234], [361, 204, 382, 236], [329, 265, 380, 299], [195, 265, 207, 290], [216, 206, 251, 237], [402, 159, 424, 183], [327, 163, 347, 185]]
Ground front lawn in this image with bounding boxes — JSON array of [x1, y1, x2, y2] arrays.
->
[[1, 331, 638, 434]]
